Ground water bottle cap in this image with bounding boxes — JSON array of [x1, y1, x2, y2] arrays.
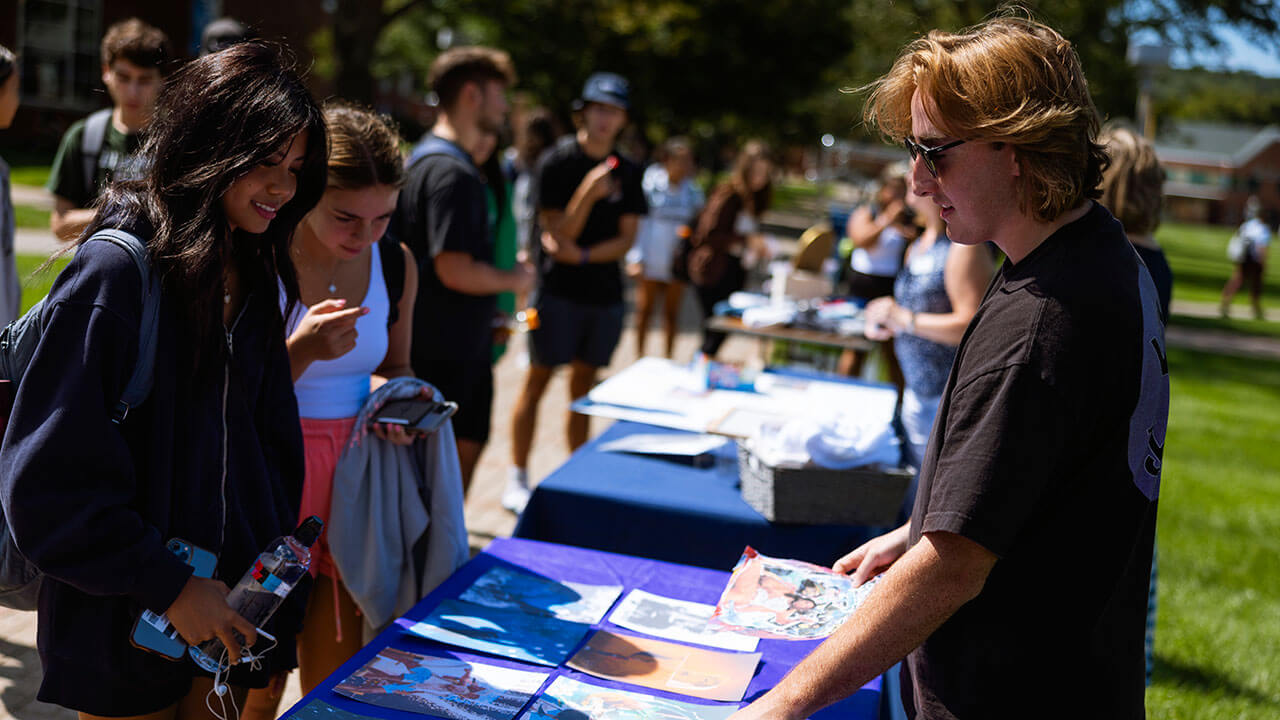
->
[[294, 516, 323, 547]]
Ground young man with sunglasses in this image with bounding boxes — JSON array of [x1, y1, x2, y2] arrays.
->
[[731, 15, 1168, 719]]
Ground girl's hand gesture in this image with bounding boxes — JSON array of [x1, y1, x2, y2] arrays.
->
[[290, 299, 368, 362]]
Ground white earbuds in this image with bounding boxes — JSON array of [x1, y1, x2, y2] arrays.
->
[[214, 684, 229, 697]]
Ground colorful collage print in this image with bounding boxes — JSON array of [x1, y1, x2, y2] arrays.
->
[[709, 546, 881, 640]]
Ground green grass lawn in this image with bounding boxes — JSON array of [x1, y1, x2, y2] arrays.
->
[[13, 203, 50, 229], [1157, 221, 1280, 308], [2, 146, 54, 187], [1150, 346, 1280, 717], [16, 252, 71, 315]]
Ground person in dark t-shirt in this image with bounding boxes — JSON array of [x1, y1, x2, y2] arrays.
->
[[1099, 124, 1173, 323], [391, 47, 535, 492], [504, 73, 648, 512], [730, 16, 1168, 720], [47, 18, 169, 243]]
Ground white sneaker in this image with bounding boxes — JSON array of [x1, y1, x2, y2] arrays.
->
[[502, 468, 532, 514]]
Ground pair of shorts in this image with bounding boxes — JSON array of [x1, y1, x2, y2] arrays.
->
[[417, 359, 494, 444], [299, 416, 358, 579], [529, 293, 624, 368], [847, 270, 896, 301]]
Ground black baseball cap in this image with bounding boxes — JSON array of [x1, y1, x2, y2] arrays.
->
[[201, 18, 254, 56], [578, 72, 630, 112]]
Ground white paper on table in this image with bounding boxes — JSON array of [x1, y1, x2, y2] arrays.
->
[[598, 433, 730, 458], [608, 589, 759, 652]]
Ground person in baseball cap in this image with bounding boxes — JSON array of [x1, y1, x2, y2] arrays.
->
[[575, 72, 630, 111], [505, 70, 647, 513]]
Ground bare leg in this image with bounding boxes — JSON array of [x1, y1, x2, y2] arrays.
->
[[662, 281, 684, 359], [1221, 264, 1246, 315], [567, 361, 598, 451], [176, 677, 249, 720], [634, 278, 657, 357], [241, 675, 289, 720], [1248, 262, 1265, 318], [456, 438, 485, 494], [81, 701, 178, 720], [511, 364, 555, 469], [296, 574, 365, 694]]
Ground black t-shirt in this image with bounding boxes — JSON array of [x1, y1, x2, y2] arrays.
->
[[1134, 243, 1172, 324], [904, 203, 1168, 719], [533, 135, 647, 305], [47, 115, 147, 208], [390, 135, 494, 368]]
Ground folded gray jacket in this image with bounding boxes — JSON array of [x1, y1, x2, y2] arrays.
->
[[327, 377, 469, 630]]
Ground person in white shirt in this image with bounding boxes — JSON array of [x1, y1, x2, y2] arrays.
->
[[1220, 196, 1271, 319], [628, 136, 704, 357]]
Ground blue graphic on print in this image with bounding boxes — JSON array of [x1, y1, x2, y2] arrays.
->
[[399, 598, 593, 666], [459, 565, 622, 624], [290, 700, 380, 720], [334, 647, 547, 720]]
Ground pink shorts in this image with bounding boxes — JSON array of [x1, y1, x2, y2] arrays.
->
[[299, 416, 357, 579]]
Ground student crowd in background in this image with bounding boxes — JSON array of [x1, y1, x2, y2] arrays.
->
[[0, 11, 1184, 720]]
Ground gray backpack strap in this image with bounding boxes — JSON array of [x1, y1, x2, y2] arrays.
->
[[407, 136, 478, 175], [88, 229, 160, 423], [80, 109, 113, 201]]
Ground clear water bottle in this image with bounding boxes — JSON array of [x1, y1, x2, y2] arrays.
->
[[188, 516, 322, 672]]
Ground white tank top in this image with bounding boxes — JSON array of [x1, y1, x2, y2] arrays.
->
[[281, 247, 391, 419], [850, 225, 907, 277]]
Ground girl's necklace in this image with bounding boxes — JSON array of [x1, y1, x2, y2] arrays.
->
[[294, 247, 339, 295]]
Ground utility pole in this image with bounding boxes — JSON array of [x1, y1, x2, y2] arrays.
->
[[1127, 44, 1171, 139]]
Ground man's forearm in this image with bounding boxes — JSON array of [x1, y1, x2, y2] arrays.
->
[[437, 255, 521, 296], [552, 186, 600, 246], [736, 533, 992, 720], [51, 208, 96, 243]]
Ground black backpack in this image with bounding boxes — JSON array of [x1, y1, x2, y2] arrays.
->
[[0, 229, 161, 610]]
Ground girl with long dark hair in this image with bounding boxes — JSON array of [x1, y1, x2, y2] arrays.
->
[[681, 140, 773, 358], [1, 42, 326, 718]]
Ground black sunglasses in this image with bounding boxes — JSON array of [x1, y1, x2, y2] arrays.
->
[[903, 137, 965, 177]]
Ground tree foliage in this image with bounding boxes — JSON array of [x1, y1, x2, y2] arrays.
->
[[320, 0, 1280, 145]]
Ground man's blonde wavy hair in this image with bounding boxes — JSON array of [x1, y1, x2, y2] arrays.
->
[[863, 14, 1107, 223]]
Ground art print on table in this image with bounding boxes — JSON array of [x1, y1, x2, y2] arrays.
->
[[608, 589, 759, 652], [521, 676, 739, 720], [709, 546, 880, 640], [333, 647, 547, 720], [459, 565, 623, 624], [398, 598, 593, 666], [566, 629, 760, 702], [290, 700, 381, 720]]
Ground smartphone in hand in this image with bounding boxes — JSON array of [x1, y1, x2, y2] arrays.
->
[[130, 539, 216, 660], [374, 399, 459, 436]]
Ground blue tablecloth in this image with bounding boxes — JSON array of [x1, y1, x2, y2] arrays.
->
[[281, 537, 879, 720], [513, 421, 891, 570]]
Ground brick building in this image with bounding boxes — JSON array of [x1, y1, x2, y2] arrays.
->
[[0, 0, 332, 150], [1155, 121, 1280, 226]]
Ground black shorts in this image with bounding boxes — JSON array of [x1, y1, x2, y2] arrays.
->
[[846, 270, 896, 302], [416, 359, 494, 444], [528, 293, 625, 368]]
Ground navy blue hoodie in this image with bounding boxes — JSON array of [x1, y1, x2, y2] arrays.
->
[[0, 212, 306, 715]]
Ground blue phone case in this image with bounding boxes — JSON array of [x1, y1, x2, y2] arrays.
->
[[130, 538, 217, 660]]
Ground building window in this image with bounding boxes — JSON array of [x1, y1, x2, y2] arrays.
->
[[19, 0, 103, 111]]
